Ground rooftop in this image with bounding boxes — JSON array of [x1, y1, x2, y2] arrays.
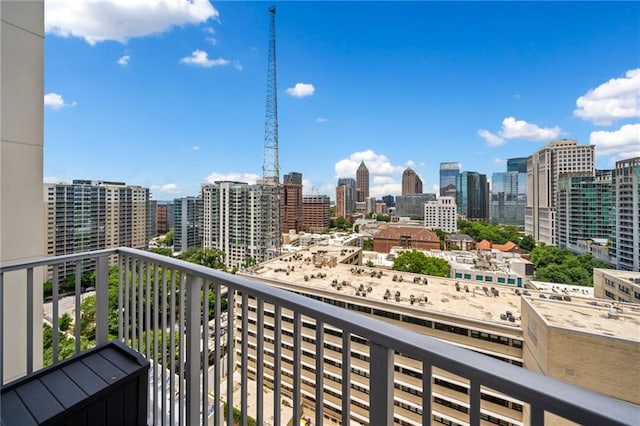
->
[[525, 297, 640, 342], [247, 245, 638, 342], [250, 245, 525, 328]]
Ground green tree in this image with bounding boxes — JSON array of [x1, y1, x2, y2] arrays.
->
[[180, 247, 226, 270], [519, 235, 535, 252], [164, 228, 174, 246], [362, 238, 373, 251], [392, 250, 451, 277], [151, 247, 173, 257], [59, 313, 72, 331], [376, 214, 391, 222]]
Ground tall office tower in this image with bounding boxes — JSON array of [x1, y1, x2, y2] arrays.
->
[[440, 162, 460, 198], [614, 157, 640, 271], [281, 172, 303, 233], [507, 157, 528, 173], [336, 178, 356, 218], [302, 195, 331, 232], [173, 196, 203, 254], [45, 180, 149, 276], [556, 171, 613, 251], [356, 161, 370, 202], [424, 197, 457, 233], [382, 194, 395, 208], [401, 168, 423, 195], [202, 181, 267, 268], [147, 200, 157, 241], [156, 201, 172, 234], [525, 139, 595, 245], [395, 193, 436, 218], [457, 172, 489, 221], [491, 158, 527, 227], [1, 0, 45, 381]]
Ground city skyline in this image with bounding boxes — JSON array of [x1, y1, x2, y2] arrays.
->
[[43, 1, 640, 200]]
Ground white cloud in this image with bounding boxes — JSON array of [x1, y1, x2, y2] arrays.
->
[[150, 183, 180, 194], [192, 145, 200, 151], [479, 116, 561, 146], [405, 160, 425, 168], [574, 68, 640, 125], [180, 50, 229, 67], [315, 117, 328, 123], [335, 150, 405, 178], [589, 124, 640, 161], [500, 117, 561, 141], [233, 60, 243, 71], [117, 54, 130, 65], [45, 0, 219, 45], [477, 129, 505, 146], [370, 183, 401, 199], [44, 92, 77, 110], [373, 176, 395, 185], [334, 150, 410, 199], [286, 83, 315, 98], [431, 184, 439, 194], [204, 172, 260, 185], [206, 37, 218, 45], [494, 158, 507, 166]]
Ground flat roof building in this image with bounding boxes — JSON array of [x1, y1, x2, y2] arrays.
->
[[593, 268, 640, 304], [239, 245, 639, 425]]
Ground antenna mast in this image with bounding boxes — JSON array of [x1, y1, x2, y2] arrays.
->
[[261, 6, 281, 259]]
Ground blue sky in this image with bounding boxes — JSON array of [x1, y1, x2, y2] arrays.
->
[[44, 1, 640, 200]]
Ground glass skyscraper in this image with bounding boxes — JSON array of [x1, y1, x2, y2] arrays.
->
[[440, 162, 460, 198], [556, 171, 613, 250], [491, 157, 527, 227], [456, 172, 489, 220]]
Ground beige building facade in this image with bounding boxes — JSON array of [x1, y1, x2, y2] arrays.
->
[[1, 0, 45, 381], [593, 268, 640, 304]]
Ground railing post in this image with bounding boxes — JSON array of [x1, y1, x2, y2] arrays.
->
[[185, 274, 200, 425], [95, 255, 109, 345], [369, 341, 394, 425]]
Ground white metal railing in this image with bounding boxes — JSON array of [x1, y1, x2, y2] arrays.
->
[[1, 248, 639, 425]]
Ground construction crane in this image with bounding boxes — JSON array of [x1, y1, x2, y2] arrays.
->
[[260, 6, 281, 259]]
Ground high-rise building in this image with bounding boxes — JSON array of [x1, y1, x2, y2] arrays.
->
[[156, 201, 174, 234], [440, 162, 460, 198], [147, 199, 157, 241], [173, 195, 203, 254], [613, 157, 640, 271], [45, 180, 150, 276], [301, 195, 330, 232], [507, 157, 528, 173], [491, 158, 527, 227], [382, 194, 395, 208], [356, 161, 369, 202], [424, 197, 457, 233], [281, 172, 303, 233], [525, 139, 595, 245], [202, 181, 265, 268], [457, 172, 489, 220], [556, 171, 614, 251], [335, 178, 356, 218], [401, 168, 423, 195], [395, 193, 436, 218]]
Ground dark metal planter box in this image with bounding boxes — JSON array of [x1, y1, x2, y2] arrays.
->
[[1, 341, 149, 426]]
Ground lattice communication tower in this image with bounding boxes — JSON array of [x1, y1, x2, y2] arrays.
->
[[260, 6, 281, 259]]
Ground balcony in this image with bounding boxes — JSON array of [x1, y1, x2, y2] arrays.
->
[[1, 248, 638, 425]]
